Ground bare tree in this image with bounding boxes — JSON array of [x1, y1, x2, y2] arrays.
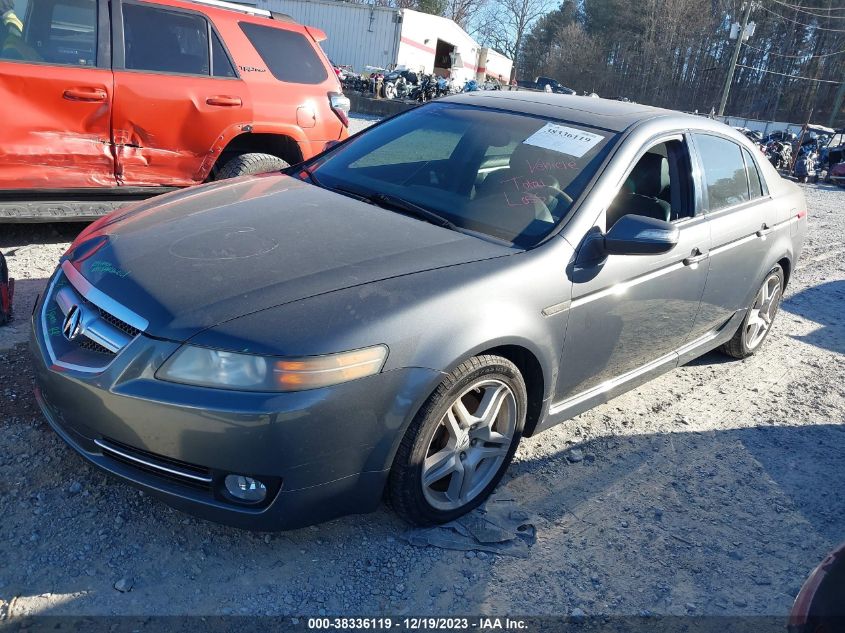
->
[[446, 0, 487, 30], [474, 0, 555, 78]]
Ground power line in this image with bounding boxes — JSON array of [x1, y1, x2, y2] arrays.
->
[[736, 63, 843, 83], [759, 4, 845, 31], [744, 41, 845, 57], [769, 0, 845, 13]]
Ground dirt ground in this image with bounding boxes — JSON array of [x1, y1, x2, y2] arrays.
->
[[0, 180, 842, 619]]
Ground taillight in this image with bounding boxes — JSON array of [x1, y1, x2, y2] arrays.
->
[[797, 210, 807, 219], [328, 91, 350, 128]]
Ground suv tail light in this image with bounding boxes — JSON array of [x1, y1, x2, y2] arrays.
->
[[329, 91, 350, 128]]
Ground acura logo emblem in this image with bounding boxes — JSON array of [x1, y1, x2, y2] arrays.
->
[[62, 305, 84, 342]]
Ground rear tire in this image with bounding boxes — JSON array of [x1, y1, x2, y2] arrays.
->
[[720, 265, 784, 359], [387, 355, 526, 526], [215, 153, 289, 180]]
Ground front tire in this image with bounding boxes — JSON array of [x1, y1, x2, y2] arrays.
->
[[215, 153, 289, 180], [721, 265, 784, 359], [388, 355, 526, 526]]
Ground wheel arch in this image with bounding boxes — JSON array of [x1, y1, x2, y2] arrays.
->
[[469, 344, 547, 438], [211, 133, 304, 178]]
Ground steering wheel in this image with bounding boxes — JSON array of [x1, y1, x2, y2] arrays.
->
[[531, 185, 574, 219]]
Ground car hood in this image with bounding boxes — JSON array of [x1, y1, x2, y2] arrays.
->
[[65, 174, 513, 341]]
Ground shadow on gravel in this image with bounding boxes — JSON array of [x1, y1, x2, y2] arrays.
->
[[781, 281, 845, 354], [682, 350, 735, 367], [3, 372, 844, 618]]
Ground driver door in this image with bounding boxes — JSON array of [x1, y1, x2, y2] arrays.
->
[[555, 134, 711, 402]]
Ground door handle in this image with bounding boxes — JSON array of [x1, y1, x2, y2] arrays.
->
[[206, 95, 242, 107], [63, 87, 107, 102], [683, 249, 709, 266], [756, 224, 774, 238]]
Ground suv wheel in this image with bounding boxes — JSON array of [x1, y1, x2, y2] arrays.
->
[[388, 355, 526, 525], [721, 265, 784, 359], [216, 153, 289, 180]]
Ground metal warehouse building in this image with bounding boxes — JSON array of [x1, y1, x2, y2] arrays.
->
[[257, 0, 512, 84]]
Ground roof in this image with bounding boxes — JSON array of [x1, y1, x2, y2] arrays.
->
[[441, 91, 696, 133]]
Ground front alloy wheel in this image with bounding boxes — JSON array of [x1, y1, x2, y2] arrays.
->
[[421, 379, 517, 511], [388, 355, 526, 525]]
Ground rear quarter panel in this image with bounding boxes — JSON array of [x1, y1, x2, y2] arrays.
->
[[213, 12, 348, 159]]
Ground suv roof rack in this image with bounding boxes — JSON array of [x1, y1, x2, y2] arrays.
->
[[183, 0, 272, 18]]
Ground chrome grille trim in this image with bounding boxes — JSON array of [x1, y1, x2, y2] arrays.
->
[[95, 439, 213, 484], [61, 261, 149, 332], [40, 263, 147, 373]]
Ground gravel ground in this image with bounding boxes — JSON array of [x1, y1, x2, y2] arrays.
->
[[0, 137, 843, 618]]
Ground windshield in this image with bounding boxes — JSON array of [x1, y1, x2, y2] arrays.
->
[[305, 102, 618, 247]]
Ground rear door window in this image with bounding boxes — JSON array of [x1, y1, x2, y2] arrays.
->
[[1, 0, 97, 66], [210, 28, 236, 78], [743, 147, 765, 198], [123, 3, 209, 75], [239, 22, 327, 84], [694, 134, 750, 211]]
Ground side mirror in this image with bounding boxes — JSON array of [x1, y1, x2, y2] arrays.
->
[[604, 214, 679, 256]]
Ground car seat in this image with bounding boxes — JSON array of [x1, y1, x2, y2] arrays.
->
[[606, 152, 672, 229]]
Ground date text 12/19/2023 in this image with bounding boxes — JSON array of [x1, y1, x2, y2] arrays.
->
[[306, 617, 530, 630]]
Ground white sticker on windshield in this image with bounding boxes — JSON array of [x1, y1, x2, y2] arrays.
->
[[523, 123, 604, 158]]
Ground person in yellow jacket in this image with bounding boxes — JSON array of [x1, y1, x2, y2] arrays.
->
[[2, 0, 23, 37], [1, 0, 37, 61]]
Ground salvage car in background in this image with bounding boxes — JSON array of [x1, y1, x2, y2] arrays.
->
[[0, 0, 349, 222], [31, 93, 807, 529]]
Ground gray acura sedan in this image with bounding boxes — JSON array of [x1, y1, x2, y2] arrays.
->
[[31, 93, 807, 529]]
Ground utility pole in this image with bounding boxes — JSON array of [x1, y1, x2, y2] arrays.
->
[[718, 1, 755, 117]]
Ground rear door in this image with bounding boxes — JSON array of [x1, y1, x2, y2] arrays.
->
[[111, 0, 248, 186], [0, 0, 114, 188], [689, 133, 770, 333]]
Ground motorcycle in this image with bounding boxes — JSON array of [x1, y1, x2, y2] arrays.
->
[[409, 74, 437, 103], [383, 69, 418, 100], [793, 149, 818, 183], [765, 141, 792, 171], [462, 79, 479, 92]]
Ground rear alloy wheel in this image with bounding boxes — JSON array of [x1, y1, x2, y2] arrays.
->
[[721, 265, 784, 359], [215, 153, 289, 180], [388, 355, 526, 525]]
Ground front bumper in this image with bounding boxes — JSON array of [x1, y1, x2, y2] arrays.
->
[[30, 292, 440, 530]]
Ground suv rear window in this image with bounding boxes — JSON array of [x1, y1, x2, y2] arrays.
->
[[239, 22, 327, 84]]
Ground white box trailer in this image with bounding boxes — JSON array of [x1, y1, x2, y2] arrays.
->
[[478, 47, 513, 83], [258, 0, 509, 85], [258, 0, 402, 72]]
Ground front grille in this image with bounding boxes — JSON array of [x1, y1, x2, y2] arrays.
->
[[96, 437, 213, 490], [77, 338, 112, 355], [96, 307, 142, 339], [40, 262, 148, 372]]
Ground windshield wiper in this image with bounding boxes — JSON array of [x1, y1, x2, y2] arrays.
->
[[299, 164, 324, 188], [366, 193, 458, 230]]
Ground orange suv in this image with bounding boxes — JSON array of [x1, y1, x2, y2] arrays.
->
[[0, 0, 349, 221]]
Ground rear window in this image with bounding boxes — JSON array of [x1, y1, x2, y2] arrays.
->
[[239, 22, 327, 84]]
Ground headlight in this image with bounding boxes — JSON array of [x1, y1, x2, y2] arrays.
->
[[156, 344, 388, 392]]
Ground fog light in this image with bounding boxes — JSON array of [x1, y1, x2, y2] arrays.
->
[[224, 474, 267, 503]]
